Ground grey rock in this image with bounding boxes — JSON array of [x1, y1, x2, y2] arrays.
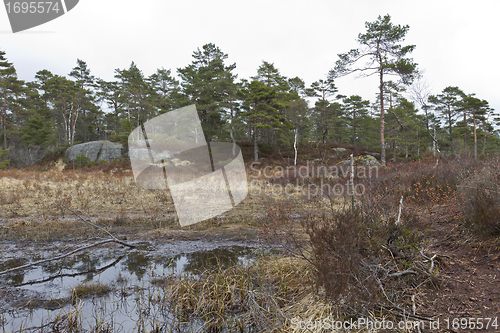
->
[[332, 147, 347, 152], [65, 140, 123, 162], [129, 148, 151, 161], [99, 141, 123, 162], [339, 154, 381, 167]]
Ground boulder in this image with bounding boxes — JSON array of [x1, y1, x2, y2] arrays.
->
[[339, 154, 381, 167], [129, 148, 150, 161], [65, 140, 123, 162]]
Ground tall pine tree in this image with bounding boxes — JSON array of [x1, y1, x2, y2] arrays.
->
[[331, 14, 418, 165]]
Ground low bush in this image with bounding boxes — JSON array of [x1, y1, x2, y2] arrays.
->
[[72, 154, 96, 168], [0, 148, 10, 169], [460, 163, 500, 236]]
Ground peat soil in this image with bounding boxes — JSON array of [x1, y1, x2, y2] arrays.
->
[[418, 219, 500, 324]]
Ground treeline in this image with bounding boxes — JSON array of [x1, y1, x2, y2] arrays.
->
[[0, 15, 498, 167]]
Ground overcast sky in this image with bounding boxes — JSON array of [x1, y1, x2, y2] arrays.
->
[[1, 0, 499, 114]]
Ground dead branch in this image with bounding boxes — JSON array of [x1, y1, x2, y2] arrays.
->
[[420, 251, 438, 274], [0, 206, 138, 276], [60, 204, 118, 240], [387, 269, 417, 277], [0, 239, 135, 276], [17, 255, 125, 287], [378, 304, 433, 322]]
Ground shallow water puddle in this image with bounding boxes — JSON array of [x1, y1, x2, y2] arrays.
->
[[0, 242, 261, 332]]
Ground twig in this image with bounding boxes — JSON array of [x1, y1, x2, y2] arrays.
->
[[387, 269, 417, 277], [378, 304, 433, 322], [420, 251, 438, 274], [0, 239, 135, 276], [60, 204, 118, 240], [433, 158, 439, 169], [376, 277, 396, 307]]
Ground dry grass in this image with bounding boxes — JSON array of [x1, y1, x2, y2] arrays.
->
[[0, 167, 173, 217], [0, 162, 313, 242], [162, 254, 423, 333], [72, 281, 112, 299]]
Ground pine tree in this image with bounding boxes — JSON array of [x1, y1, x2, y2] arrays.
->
[[0, 50, 22, 150], [43, 75, 79, 145], [342, 95, 370, 146], [252, 61, 287, 89], [463, 95, 490, 158], [115, 62, 155, 126], [241, 80, 284, 161], [331, 14, 418, 165], [96, 79, 124, 134], [69, 59, 96, 142], [250, 61, 295, 148], [285, 98, 310, 165], [428, 86, 464, 157], [0, 147, 9, 168], [20, 112, 52, 164], [177, 43, 238, 142], [306, 78, 338, 143], [148, 68, 180, 112]]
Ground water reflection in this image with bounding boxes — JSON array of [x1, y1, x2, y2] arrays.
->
[[1, 244, 258, 294], [181, 245, 254, 273], [122, 251, 150, 280], [0, 243, 262, 332], [0, 258, 27, 285]]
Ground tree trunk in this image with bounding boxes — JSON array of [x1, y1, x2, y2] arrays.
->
[[393, 140, 396, 162], [463, 111, 467, 153], [352, 109, 357, 146], [254, 127, 258, 162], [254, 105, 258, 162], [230, 102, 236, 156], [417, 127, 420, 156], [322, 91, 327, 144], [2, 90, 6, 150], [482, 129, 487, 155], [473, 113, 477, 158], [448, 110, 454, 157], [83, 110, 87, 142], [294, 128, 298, 166], [378, 48, 386, 166], [432, 126, 436, 157]]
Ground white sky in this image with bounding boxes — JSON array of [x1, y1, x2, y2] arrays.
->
[[1, 0, 499, 115]]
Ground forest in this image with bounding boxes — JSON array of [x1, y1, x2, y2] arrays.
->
[[0, 14, 498, 168]]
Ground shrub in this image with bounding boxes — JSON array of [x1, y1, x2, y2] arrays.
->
[[304, 208, 381, 309], [0, 148, 10, 169], [259, 158, 443, 316], [73, 154, 96, 168], [460, 166, 500, 236]]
